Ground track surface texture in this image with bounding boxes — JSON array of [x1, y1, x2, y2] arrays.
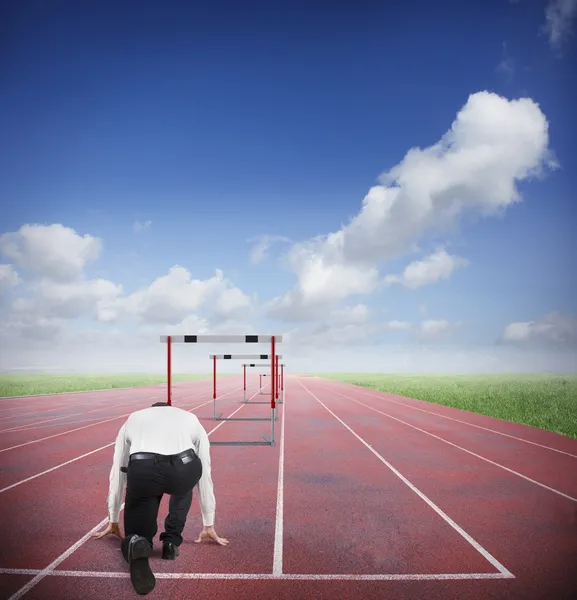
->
[[1, 375, 576, 600]]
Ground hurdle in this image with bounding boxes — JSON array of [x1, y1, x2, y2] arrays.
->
[[242, 363, 285, 405], [209, 354, 278, 421], [160, 335, 281, 446], [238, 365, 280, 422], [259, 374, 269, 395], [241, 363, 270, 401], [210, 353, 283, 421]]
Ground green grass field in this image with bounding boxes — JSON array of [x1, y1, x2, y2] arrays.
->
[[3, 372, 576, 440], [319, 373, 577, 439], [0, 373, 216, 397]]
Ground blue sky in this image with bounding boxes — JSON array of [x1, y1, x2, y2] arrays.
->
[[0, 0, 576, 373]]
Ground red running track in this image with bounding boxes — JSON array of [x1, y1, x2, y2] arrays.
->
[[1, 375, 576, 600]]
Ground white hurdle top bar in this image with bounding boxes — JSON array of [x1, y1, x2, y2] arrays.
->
[[210, 354, 283, 359], [160, 335, 282, 343]]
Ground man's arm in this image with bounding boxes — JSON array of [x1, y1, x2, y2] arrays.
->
[[107, 422, 130, 523], [195, 424, 216, 527]]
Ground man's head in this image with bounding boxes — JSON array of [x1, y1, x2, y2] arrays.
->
[[151, 402, 169, 407]]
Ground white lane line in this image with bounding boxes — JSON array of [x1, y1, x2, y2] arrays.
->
[[0, 389, 155, 420], [327, 385, 577, 504], [0, 378, 218, 419], [0, 443, 116, 494], [328, 380, 577, 458], [0, 415, 127, 454], [0, 394, 160, 432], [297, 379, 514, 579], [0, 381, 218, 427], [2, 416, 121, 433], [0, 381, 240, 454], [4, 508, 124, 600], [0, 388, 243, 494], [0, 402, 78, 419], [0, 409, 115, 431], [0, 379, 217, 419], [0, 568, 514, 581], [0, 380, 218, 430], [4, 387, 260, 600], [272, 380, 286, 576]]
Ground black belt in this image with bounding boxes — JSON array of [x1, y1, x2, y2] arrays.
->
[[120, 448, 197, 473]]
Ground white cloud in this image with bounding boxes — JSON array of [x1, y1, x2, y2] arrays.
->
[[282, 303, 377, 348], [544, 0, 577, 50], [384, 247, 469, 289], [0, 310, 66, 342], [32, 278, 124, 320], [0, 223, 255, 350], [1, 275, 125, 340], [331, 304, 370, 325], [266, 250, 379, 320], [0, 223, 126, 335], [157, 315, 211, 336], [134, 220, 152, 233], [417, 319, 461, 341], [129, 314, 258, 351], [101, 266, 252, 325], [249, 234, 292, 264], [0, 264, 21, 292], [500, 312, 577, 347], [281, 305, 416, 350], [268, 91, 556, 321], [212, 285, 253, 320], [0, 224, 103, 282], [385, 320, 412, 331]]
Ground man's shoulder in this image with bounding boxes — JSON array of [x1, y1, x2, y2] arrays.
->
[[163, 405, 199, 419], [125, 406, 164, 423], [127, 406, 154, 418], [177, 407, 201, 424], [128, 406, 199, 420]]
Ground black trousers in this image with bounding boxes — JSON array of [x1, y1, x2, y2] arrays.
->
[[120, 449, 203, 561]]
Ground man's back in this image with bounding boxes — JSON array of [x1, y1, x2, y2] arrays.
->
[[124, 405, 204, 457], [106, 404, 216, 530]]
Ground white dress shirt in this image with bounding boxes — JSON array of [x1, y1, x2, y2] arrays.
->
[[107, 405, 215, 527]]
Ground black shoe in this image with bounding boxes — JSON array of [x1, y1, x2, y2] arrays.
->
[[161, 541, 179, 560], [127, 535, 155, 595]]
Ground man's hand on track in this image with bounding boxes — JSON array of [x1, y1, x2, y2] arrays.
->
[[93, 521, 123, 539], [195, 525, 229, 546]]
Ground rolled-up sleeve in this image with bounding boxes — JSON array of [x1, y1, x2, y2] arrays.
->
[[195, 425, 216, 526], [107, 422, 130, 522]]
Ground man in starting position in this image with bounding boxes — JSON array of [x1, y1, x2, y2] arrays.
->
[[94, 401, 229, 595]]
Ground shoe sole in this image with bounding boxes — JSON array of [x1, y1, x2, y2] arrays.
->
[[162, 545, 179, 560], [129, 538, 155, 595]]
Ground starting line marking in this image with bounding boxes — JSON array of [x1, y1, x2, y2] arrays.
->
[[0, 568, 513, 581]]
